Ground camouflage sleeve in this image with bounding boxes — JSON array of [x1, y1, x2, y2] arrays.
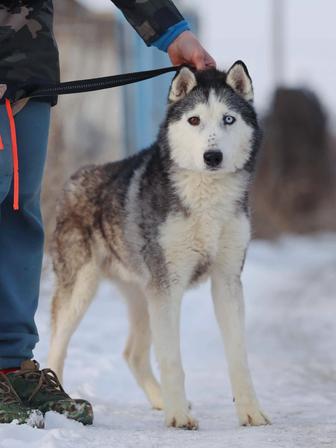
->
[[111, 0, 185, 46]]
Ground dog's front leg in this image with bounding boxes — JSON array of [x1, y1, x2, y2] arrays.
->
[[211, 269, 270, 426], [146, 288, 198, 430]]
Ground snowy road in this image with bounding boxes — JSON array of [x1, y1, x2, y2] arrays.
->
[[1, 234, 336, 447]]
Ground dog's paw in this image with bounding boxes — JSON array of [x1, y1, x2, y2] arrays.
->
[[165, 411, 199, 430], [237, 403, 271, 426]]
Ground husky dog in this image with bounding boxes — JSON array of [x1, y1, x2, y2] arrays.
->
[[48, 61, 270, 430]]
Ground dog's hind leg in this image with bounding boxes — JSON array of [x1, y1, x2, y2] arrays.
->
[[117, 282, 163, 410], [48, 258, 99, 383]]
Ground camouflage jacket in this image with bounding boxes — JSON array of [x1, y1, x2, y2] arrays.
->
[[0, 0, 185, 103]]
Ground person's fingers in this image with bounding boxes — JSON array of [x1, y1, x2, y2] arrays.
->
[[193, 52, 206, 70], [204, 52, 216, 68], [167, 46, 183, 66], [167, 31, 216, 70], [193, 50, 216, 70]]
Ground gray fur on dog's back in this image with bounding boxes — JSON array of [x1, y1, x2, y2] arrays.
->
[[52, 142, 188, 290]]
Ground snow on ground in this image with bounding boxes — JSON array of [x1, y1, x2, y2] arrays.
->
[[1, 234, 336, 447]]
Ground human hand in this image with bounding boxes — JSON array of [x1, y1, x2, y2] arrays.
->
[[167, 31, 216, 70]]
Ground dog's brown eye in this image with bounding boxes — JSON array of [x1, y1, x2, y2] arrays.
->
[[188, 116, 200, 126]]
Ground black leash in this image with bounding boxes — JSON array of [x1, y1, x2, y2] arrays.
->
[[24, 66, 180, 99]]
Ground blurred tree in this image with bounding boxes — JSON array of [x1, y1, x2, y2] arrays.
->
[[252, 88, 336, 238]]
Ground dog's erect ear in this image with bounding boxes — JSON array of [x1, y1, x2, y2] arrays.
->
[[169, 67, 197, 103], [226, 61, 254, 103]]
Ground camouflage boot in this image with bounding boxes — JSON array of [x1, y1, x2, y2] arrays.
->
[[6, 360, 93, 425], [0, 372, 44, 427]]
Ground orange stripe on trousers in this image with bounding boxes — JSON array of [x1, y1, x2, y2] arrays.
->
[[5, 99, 19, 210]]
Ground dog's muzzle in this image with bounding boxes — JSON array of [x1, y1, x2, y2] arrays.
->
[[204, 150, 223, 168]]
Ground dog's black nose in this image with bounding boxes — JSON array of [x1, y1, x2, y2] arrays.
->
[[204, 150, 223, 168]]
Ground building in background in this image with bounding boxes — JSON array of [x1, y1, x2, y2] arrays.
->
[[52, 0, 121, 162]]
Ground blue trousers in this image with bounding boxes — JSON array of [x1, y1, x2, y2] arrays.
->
[[0, 101, 50, 368]]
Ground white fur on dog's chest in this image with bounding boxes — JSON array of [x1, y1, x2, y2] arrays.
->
[[161, 211, 223, 258], [159, 171, 248, 285], [159, 212, 220, 286]]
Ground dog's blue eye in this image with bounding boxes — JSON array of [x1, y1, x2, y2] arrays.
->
[[223, 115, 236, 125]]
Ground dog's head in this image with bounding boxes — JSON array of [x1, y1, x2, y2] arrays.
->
[[165, 61, 261, 173]]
